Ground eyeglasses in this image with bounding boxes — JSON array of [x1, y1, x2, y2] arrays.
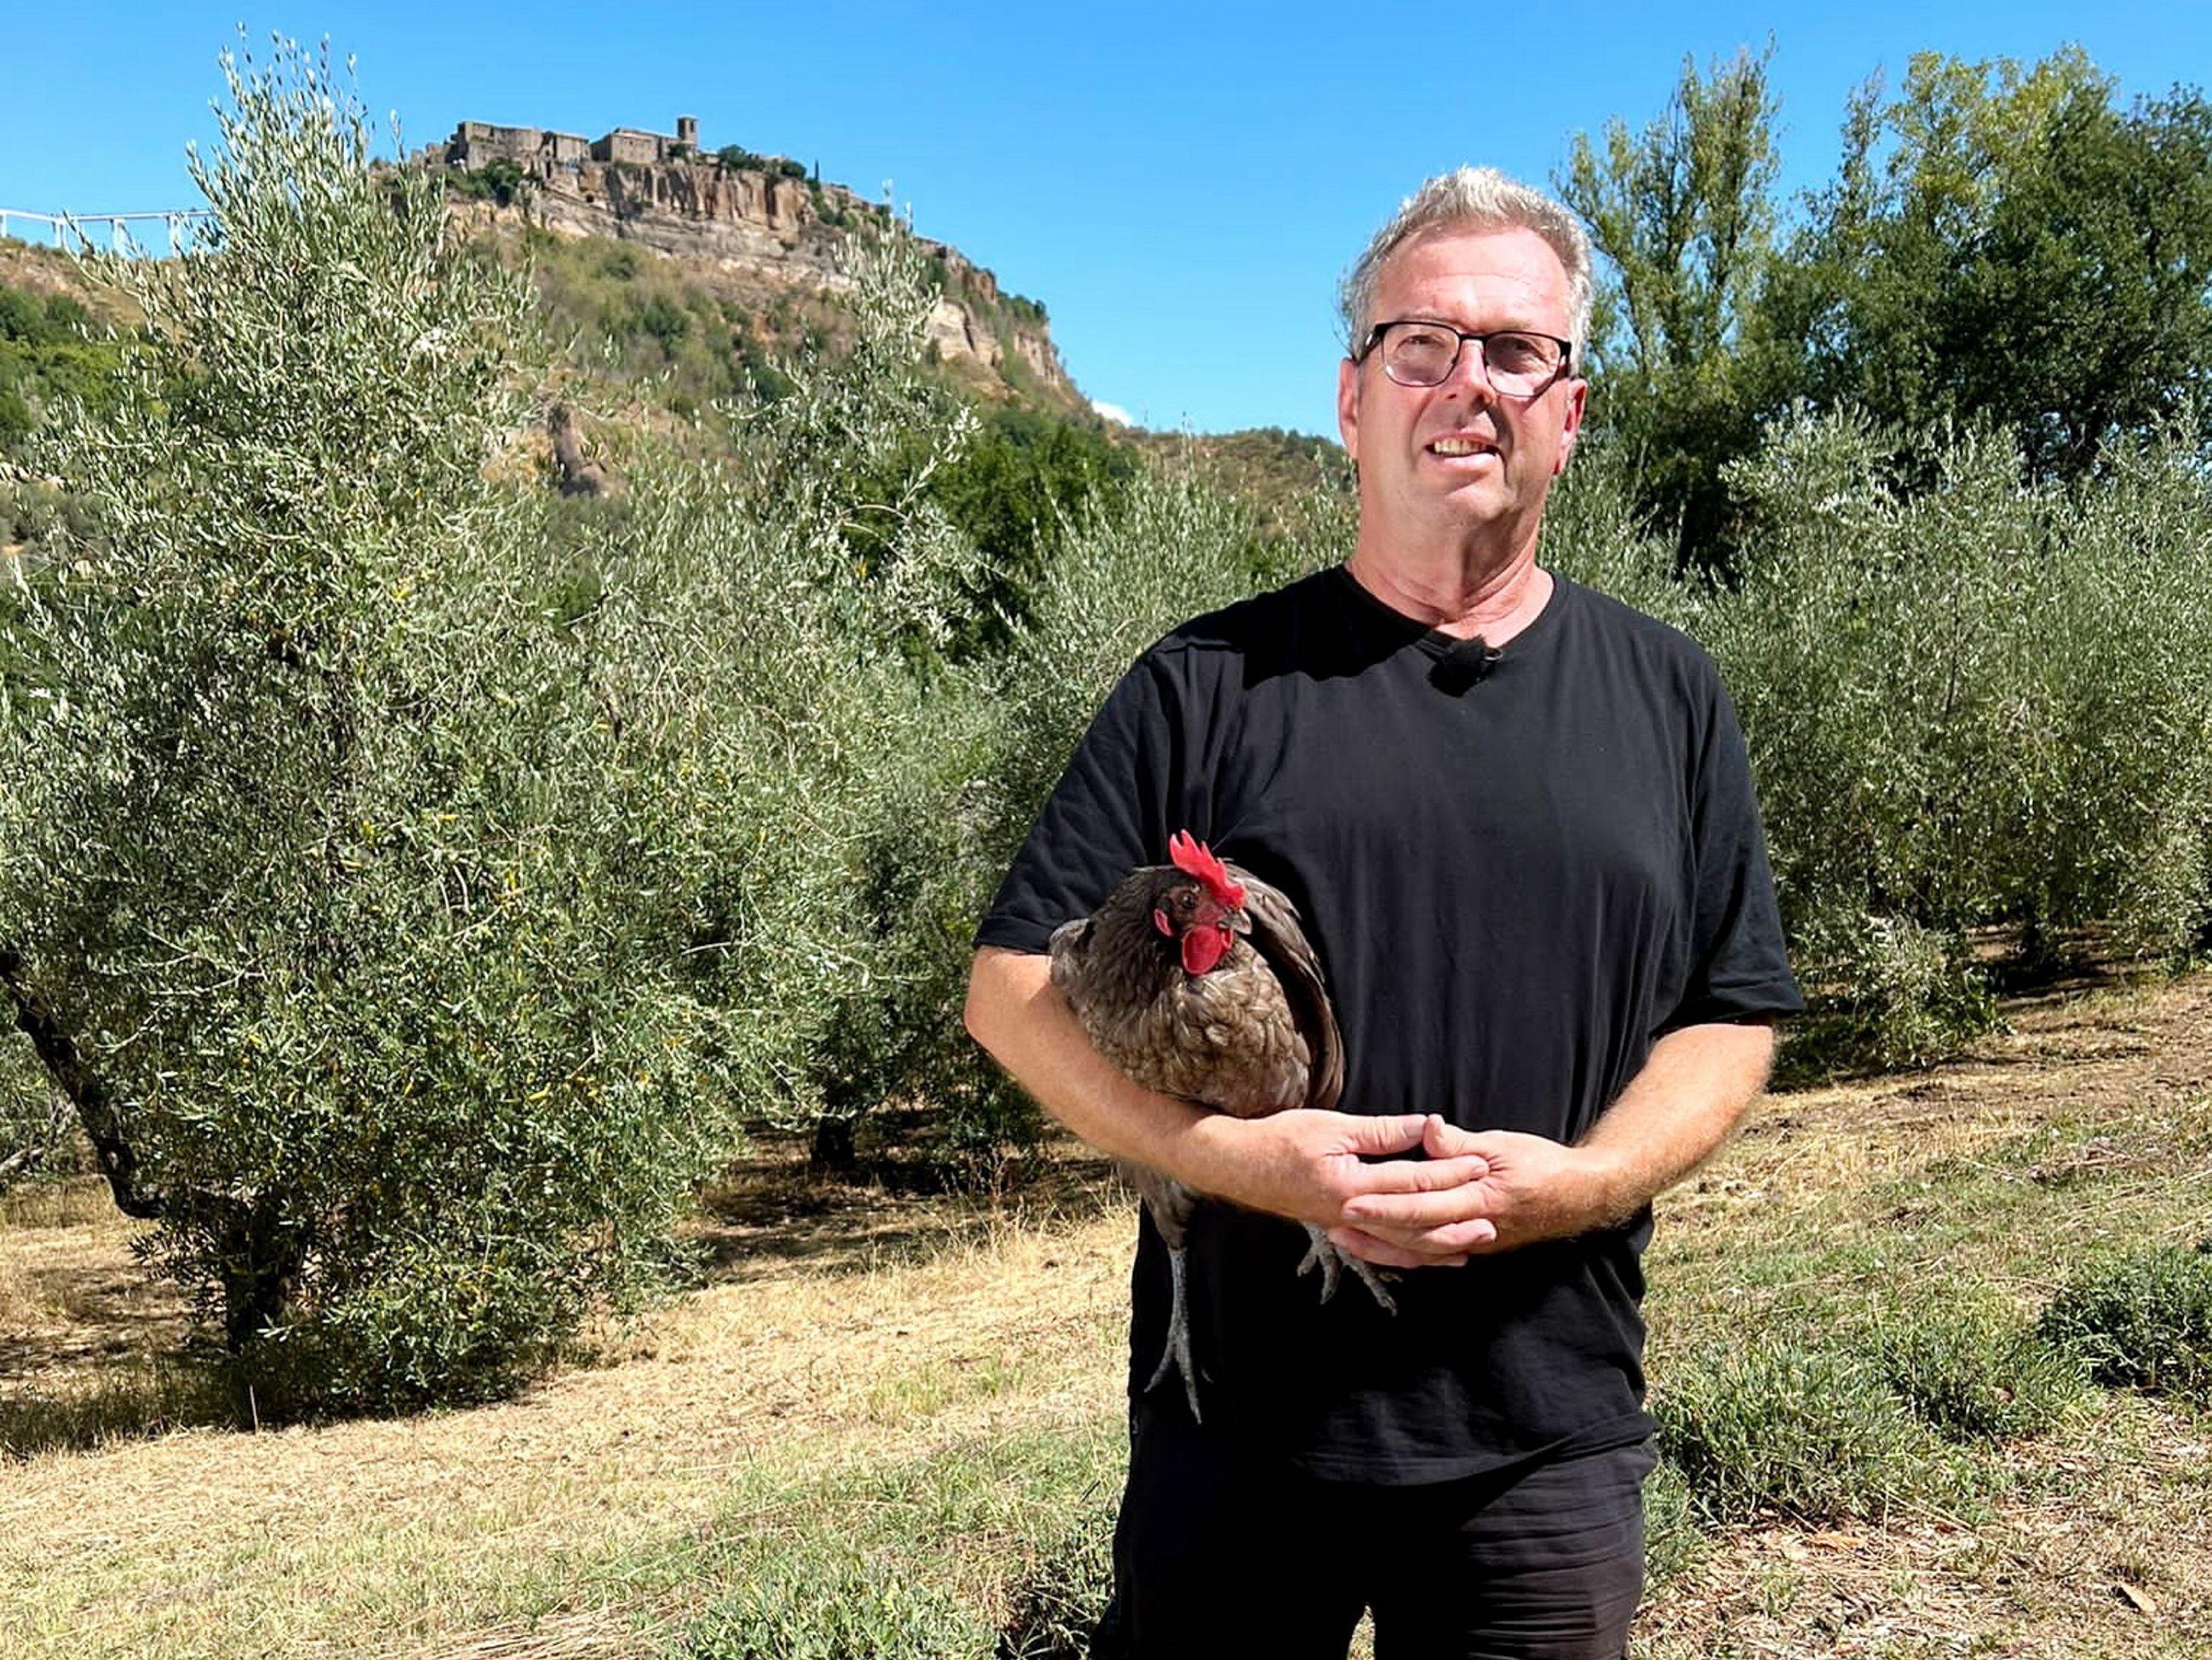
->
[[1355, 320, 1573, 397]]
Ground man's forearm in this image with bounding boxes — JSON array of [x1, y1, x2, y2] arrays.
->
[[1333, 1017, 1779, 1263], [961, 945, 1212, 1172], [1573, 1019, 1778, 1222]]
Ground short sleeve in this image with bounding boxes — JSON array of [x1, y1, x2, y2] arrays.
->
[[973, 656, 1181, 956], [1661, 676, 1805, 1032]]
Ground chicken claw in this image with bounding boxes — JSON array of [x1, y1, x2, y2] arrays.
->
[[1298, 1225, 1399, 1315]]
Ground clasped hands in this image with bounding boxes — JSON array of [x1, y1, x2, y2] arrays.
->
[[1191, 1109, 1620, 1270]]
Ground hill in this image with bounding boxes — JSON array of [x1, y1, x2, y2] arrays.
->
[[421, 111, 1081, 417]]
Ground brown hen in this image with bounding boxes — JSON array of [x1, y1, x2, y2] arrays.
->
[[1047, 832, 1395, 1421]]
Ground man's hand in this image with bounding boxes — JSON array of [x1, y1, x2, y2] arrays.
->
[[1183, 1109, 1491, 1247], [1329, 1119, 1618, 1267], [1326, 1020, 1777, 1268], [962, 952, 1495, 1250]]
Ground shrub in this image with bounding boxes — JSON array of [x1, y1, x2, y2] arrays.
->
[[0, 280, 135, 460], [925, 404, 1138, 654], [1865, 1295, 2091, 1443], [1567, 409, 2212, 1068], [1799, 911, 1998, 1071], [633, 292, 691, 351], [2039, 1245, 2212, 1408], [1654, 1337, 1968, 1523]]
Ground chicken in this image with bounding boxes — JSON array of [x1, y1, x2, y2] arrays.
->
[[1047, 831, 1395, 1422]]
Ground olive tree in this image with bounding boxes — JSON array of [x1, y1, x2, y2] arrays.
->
[[0, 42, 714, 1409]]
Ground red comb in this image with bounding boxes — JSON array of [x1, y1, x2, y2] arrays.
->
[[1168, 831, 1246, 908]]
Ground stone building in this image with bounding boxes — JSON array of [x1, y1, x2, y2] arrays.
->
[[440, 116, 701, 181]]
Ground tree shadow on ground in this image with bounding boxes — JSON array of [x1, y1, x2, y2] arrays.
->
[[0, 1176, 243, 1457], [689, 1134, 1123, 1286], [0, 1354, 238, 1459], [0, 1138, 1127, 1457]]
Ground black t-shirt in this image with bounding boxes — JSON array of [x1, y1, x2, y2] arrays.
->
[[977, 564, 1802, 1482]]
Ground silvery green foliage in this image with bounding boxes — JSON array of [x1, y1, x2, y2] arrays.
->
[[1867, 1291, 2091, 1443], [551, 219, 1007, 1160], [1545, 412, 2212, 1066], [1700, 410, 2212, 1062], [0, 41, 711, 1405], [1539, 435, 1684, 618], [2040, 1245, 2212, 1408]]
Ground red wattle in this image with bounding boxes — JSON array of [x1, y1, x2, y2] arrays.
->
[[1181, 925, 1231, 976]]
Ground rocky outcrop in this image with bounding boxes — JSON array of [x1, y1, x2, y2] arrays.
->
[[547, 403, 614, 498], [543, 162, 840, 278], [479, 158, 1076, 405]]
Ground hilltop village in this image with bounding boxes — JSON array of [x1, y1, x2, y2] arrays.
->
[[414, 111, 1073, 402]]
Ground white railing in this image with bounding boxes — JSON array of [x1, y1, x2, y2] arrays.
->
[[0, 209, 214, 257]]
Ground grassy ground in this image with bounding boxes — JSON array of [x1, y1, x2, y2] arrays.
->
[[3, 973, 2209, 1657]]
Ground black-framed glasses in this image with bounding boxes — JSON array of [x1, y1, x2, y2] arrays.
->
[[1355, 320, 1574, 397]]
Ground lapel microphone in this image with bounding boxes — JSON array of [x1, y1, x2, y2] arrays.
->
[[1430, 635, 1501, 695]]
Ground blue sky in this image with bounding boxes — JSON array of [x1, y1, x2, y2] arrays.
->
[[4, 3, 2207, 435]]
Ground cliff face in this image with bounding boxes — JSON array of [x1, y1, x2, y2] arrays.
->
[[491, 159, 1076, 405]]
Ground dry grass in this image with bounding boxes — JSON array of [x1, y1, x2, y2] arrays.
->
[[1, 1157, 1134, 1657], [1637, 1397, 2212, 1659], [2, 976, 2209, 1657], [1636, 974, 2212, 1658]]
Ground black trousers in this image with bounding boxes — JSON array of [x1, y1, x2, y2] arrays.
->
[[1092, 1400, 1654, 1660]]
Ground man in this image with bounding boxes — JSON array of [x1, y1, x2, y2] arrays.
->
[[965, 167, 1801, 1659]]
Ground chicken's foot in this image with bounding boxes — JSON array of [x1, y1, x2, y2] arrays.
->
[[1144, 1243, 1206, 1422], [1298, 1225, 1399, 1315]]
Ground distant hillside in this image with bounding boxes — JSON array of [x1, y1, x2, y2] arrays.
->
[[421, 112, 1080, 415], [1132, 426, 1350, 529], [1, 226, 1344, 558], [0, 240, 138, 467]]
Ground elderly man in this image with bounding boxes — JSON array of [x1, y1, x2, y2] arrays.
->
[[965, 167, 1801, 1660]]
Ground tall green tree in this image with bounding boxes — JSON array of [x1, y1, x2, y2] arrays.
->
[[1769, 48, 2212, 480], [0, 42, 716, 1409], [1559, 44, 1782, 567]]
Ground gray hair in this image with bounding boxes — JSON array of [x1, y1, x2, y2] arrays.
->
[[1338, 166, 1593, 363]]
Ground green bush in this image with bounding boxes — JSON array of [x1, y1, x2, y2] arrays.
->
[[711, 145, 808, 183], [633, 292, 691, 351], [2039, 1245, 2212, 1408], [1865, 1295, 2091, 1443], [1544, 409, 2212, 1068], [0, 281, 135, 458], [1654, 1337, 1970, 1523], [925, 404, 1138, 655]]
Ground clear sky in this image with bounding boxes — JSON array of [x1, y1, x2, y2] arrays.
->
[[4, 3, 2206, 435]]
